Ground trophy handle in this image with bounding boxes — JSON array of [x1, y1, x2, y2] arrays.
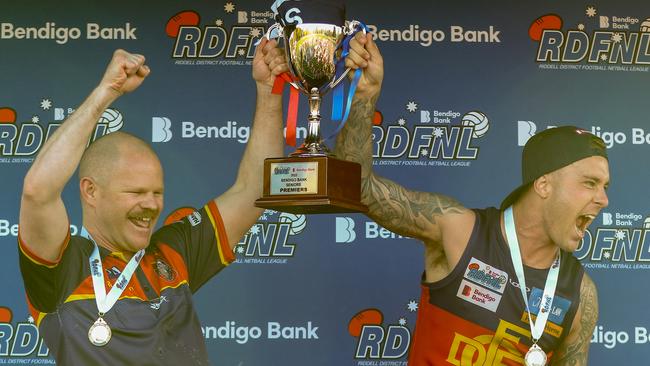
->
[[324, 20, 367, 92]]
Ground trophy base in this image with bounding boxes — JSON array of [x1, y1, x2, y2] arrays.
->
[[255, 156, 368, 214]]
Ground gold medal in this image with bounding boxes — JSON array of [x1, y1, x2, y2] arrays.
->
[[88, 317, 112, 347], [524, 343, 547, 366]]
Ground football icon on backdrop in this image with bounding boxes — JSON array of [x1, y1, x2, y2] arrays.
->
[[0, 306, 12, 322], [348, 308, 383, 337], [0, 107, 17, 123], [166, 10, 201, 38], [529, 14, 563, 41]]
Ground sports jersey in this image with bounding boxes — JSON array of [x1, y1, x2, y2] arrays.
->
[[18, 200, 234, 365], [408, 207, 584, 365]]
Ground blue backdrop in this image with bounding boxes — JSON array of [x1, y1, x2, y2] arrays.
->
[[1, 0, 649, 364]]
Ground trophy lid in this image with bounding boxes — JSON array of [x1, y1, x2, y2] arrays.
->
[[271, 0, 346, 27]]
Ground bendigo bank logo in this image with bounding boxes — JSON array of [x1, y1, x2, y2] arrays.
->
[[531, 7, 650, 68], [373, 101, 489, 167], [0, 101, 120, 162], [0, 306, 50, 359], [234, 210, 307, 264], [166, 7, 272, 61]]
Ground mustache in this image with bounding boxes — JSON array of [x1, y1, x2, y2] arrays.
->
[[129, 209, 159, 218]]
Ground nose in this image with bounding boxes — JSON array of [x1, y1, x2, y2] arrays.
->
[[595, 186, 609, 208], [140, 192, 161, 211]]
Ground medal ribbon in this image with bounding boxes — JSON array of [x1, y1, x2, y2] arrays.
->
[[89, 238, 145, 315], [504, 206, 560, 343]]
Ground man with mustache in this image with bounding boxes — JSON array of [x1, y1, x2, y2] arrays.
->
[[339, 33, 609, 366], [18, 39, 287, 365]]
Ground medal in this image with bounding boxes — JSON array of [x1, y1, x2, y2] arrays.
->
[[525, 343, 547, 366], [87, 236, 145, 346], [88, 316, 112, 347]]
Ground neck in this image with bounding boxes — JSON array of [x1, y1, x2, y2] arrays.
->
[[502, 202, 558, 269], [84, 225, 135, 260]]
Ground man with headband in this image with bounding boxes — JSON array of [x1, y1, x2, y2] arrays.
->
[[338, 33, 608, 365], [18, 41, 287, 364]]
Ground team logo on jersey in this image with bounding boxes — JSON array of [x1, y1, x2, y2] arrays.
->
[[464, 257, 508, 294], [154, 257, 177, 282]]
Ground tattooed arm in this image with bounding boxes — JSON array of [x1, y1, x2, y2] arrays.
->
[[552, 274, 599, 366], [336, 34, 474, 271]]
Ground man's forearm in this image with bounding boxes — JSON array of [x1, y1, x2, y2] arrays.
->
[[23, 86, 117, 200], [234, 85, 284, 196], [335, 92, 378, 181]]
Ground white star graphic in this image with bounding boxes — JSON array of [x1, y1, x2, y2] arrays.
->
[[40, 98, 52, 110], [407, 300, 418, 312], [236, 246, 245, 254], [31, 115, 40, 123], [406, 101, 418, 112], [432, 127, 444, 138], [238, 49, 246, 56], [603, 251, 611, 259], [600, 54, 608, 61], [611, 33, 623, 43], [398, 317, 407, 326], [615, 230, 626, 241], [250, 28, 262, 38], [578, 23, 585, 31], [586, 6, 597, 17], [27, 316, 34, 323], [224, 2, 235, 13], [250, 225, 261, 235], [420, 149, 429, 157], [397, 118, 406, 126], [215, 19, 223, 26]]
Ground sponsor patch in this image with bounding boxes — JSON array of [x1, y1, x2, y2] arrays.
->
[[464, 257, 508, 293], [457, 279, 502, 312], [528, 287, 572, 324]]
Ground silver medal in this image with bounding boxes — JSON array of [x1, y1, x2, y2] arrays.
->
[[524, 343, 547, 366], [88, 317, 112, 346]]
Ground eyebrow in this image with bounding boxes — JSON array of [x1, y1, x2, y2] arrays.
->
[[583, 174, 610, 186]]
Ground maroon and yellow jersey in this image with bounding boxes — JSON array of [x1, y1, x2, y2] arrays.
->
[[409, 207, 584, 365], [18, 201, 233, 366]]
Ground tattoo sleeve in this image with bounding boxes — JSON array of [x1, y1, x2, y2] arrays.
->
[[552, 274, 598, 366], [335, 93, 466, 243]]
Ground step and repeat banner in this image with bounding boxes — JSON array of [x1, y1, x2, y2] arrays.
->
[[1, 0, 649, 364]]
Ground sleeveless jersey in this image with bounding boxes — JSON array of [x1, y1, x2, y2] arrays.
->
[[408, 207, 584, 365]]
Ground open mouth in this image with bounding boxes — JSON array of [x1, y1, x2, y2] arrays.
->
[[129, 216, 153, 229], [575, 214, 596, 238]]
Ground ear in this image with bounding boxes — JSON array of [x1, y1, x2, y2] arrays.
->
[[80, 177, 100, 207], [533, 174, 552, 199]]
